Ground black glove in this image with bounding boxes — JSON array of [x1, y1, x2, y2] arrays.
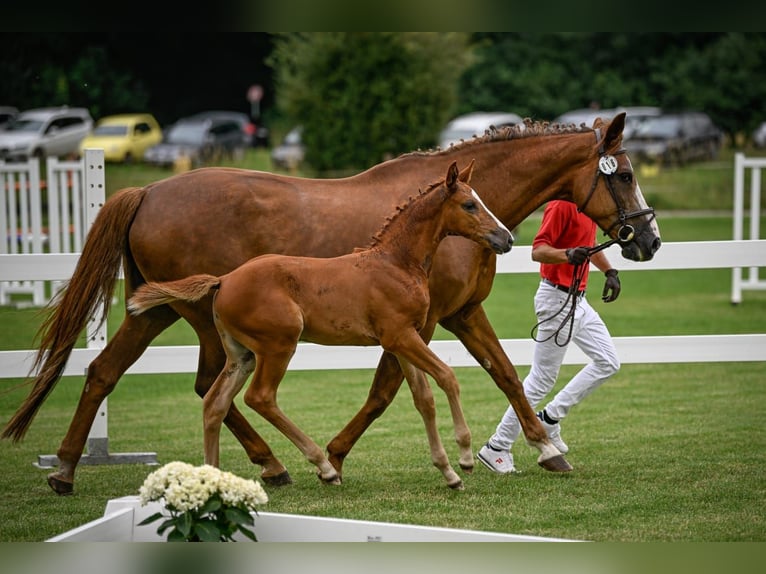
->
[[565, 246, 590, 266], [602, 268, 621, 302]]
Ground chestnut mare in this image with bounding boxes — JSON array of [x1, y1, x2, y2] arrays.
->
[[3, 113, 661, 495], [127, 161, 513, 489]]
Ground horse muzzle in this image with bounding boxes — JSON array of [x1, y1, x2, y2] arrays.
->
[[621, 231, 662, 262], [487, 228, 514, 254]]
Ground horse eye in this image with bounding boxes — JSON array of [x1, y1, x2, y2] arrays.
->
[[462, 201, 478, 213], [619, 172, 633, 184]]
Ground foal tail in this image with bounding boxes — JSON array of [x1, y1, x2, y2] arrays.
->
[[2, 186, 147, 442], [127, 275, 221, 315]]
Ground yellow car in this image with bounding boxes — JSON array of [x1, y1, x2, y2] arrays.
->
[[79, 113, 162, 163]]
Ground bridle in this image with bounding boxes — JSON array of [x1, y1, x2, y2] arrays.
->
[[531, 128, 657, 346], [577, 127, 656, 256]]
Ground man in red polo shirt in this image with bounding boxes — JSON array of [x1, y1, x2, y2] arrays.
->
[[478, 199, 622, 474]]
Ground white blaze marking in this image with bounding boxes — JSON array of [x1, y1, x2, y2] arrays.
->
[[471, 188, 513, 238]]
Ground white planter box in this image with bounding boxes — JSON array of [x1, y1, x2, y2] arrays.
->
[[47, 496, 577, 542]]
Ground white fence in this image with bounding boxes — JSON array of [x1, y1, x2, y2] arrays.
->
[[0, 155, 90, 306], [1, 153, 765, 466], [732, 152, 766, 303]]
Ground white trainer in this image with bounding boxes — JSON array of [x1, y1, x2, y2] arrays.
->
[[477, 443, 519, 474], [537, 410, 569, 454]]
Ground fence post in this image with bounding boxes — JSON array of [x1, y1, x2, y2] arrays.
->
[[36, 149, 157, 468], [731, 153, 766, 304]]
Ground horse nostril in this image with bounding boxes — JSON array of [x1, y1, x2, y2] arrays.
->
[[652, 237, 662, 254]]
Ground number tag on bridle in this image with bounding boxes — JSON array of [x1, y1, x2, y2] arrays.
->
[[599, 155, 618, 175]]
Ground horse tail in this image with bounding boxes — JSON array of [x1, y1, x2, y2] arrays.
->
[[1, 186, 147, 443], [127, 275, 221, 315]]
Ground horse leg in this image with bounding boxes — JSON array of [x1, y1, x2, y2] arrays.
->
[[244, 351, 340, 485], [395, 355, 464, 490], [325, 350, 405, 478], [47, 305, 180, 495], [202, 343, 255, 468], [440, 303, 572, 472], [194, 326, 291, 485]]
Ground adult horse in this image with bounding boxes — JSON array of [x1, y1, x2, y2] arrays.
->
[[3, 113, 660, 495], [127, 161, 513, 489]]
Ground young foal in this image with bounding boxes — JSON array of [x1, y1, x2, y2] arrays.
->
[[128, 161, 512, 489]]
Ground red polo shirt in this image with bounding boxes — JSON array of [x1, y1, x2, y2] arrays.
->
[[533, 200, 596, 290]]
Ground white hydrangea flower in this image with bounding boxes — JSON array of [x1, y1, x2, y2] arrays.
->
[[139, 461, 268, 512]]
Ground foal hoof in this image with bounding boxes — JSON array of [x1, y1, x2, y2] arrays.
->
[[47, 473, 74, 496], [317, 471, 342, 485], [448, 479, 465, 491], [459, 462, 474, 474], [537, 454, 573, 473], [262, 470, 293, 487]]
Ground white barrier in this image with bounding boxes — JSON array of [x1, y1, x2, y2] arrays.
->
[[732, 152, 766, 303], [48, 495, 573, 542], [0, 155, 88, 306]]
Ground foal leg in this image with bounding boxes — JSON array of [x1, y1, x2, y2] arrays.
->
[[396, 356, 464, 490], [202, 347, 255, 468], [195, 326, 290, 485], [440, 304, 572, 471], [325, 351, 406, 478], [244, 352, 340, 485]]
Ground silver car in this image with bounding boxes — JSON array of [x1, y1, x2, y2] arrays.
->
[[0, 106, 93, 161]]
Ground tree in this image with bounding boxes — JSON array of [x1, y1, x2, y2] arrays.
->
[[269, 33, 472, 172]]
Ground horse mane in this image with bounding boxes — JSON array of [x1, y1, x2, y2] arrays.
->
[[366, 179, 443, 249], [400, 117, 596, 158]]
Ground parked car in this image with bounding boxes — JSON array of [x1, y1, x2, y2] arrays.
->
[[625, 111, 723, 165], [78, 113, 162, 163], [752, 121, 766, 148], [0, 106, 18, 131], [439, 112, 524, 149], [617, 106, 662, 140], [0, 106, 93, 161], [143, 114, 247, 167], [270, 126, 305, 170], [554, 107, 616, 128], [185, 110, 256, 147]]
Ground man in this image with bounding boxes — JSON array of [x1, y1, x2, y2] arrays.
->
[[478, 199, 622, 473]]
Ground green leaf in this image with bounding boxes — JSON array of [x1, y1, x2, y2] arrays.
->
[[137, 512, 164, 526], [166, 528, 186, 542], [177, 512, 193, 537], [225, 507, 254, 526], [200, 496, 222, 514], [238, 525, 258, 542], [157, 517, 177, 535], [193, 521, 222, 542]]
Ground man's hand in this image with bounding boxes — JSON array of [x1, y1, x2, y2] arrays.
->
[[565, 246, 590, 266], [602, 268, 621, 302]]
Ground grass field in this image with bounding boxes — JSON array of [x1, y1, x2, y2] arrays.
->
[[1, 148, 765, 543]]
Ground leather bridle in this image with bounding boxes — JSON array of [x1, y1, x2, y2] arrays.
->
[[578, 127, 656, 255]]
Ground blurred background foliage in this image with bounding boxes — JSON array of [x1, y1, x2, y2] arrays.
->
[[2, 33, 765, 171]]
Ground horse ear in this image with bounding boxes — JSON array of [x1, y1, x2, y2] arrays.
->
[[601, 112, 626, 150], [458, 159, 475, 183], [446, 161, 459, 189]]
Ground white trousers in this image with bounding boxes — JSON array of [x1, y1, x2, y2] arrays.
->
[[489, 281, 620, 450]]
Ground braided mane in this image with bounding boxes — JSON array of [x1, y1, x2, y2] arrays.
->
[[367, 179, 443, 249], [401, 117, 596, 158]]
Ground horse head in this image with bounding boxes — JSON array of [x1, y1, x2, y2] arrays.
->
[[572, 112, 662, 262], [443, 160, 514, 255]]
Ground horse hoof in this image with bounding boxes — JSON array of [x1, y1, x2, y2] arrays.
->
[[448, 479, 465, 491], [317, 472, 342, 485], [262, 470, 293, 486], [459, 462, 474, 474], [537, 454, 573, 473], [47, 473, 74, 496]]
